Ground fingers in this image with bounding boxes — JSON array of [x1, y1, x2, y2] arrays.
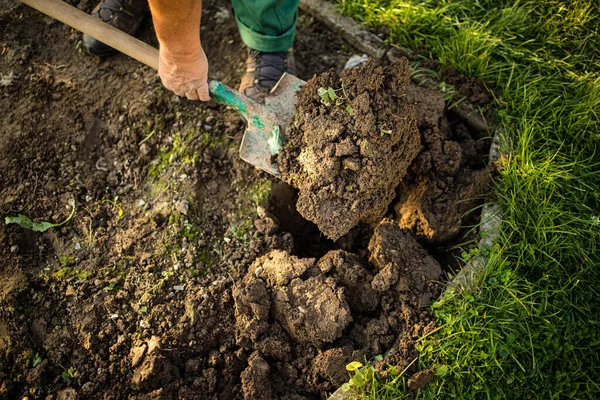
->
[[157, 45, 210, 102], [185, 89, 199, 100], [196, 81, 210, 102], [183, 82, 209, 101]]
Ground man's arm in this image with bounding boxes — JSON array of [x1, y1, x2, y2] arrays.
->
[[148, 0, 210, 101]]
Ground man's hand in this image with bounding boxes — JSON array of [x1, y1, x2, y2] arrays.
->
[[158, 45, 210, 101], [148, 0, 209, 101]]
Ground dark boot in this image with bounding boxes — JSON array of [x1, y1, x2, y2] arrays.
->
[[82, 0, 149, 56], [239, 49, 296, 102]]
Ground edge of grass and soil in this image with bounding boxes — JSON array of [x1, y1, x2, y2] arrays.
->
[[333, 0, 600, 398]]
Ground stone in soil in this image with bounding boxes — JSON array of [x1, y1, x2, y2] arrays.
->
[[279, 57, 420, 241]]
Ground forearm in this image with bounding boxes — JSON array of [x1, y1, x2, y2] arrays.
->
[[148, 0, 202, 56]]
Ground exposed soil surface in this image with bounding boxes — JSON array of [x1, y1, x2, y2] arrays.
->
[[0, 0, 493, 398], [279, 58, 420, 241]]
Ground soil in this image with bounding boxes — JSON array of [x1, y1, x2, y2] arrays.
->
[[0, 0, 494, 398], [278, 58, 420, 241], [231, 219, 441, 398], [395, 84, 492, 243]]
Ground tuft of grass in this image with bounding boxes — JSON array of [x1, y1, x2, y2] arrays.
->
[[337, 0, 600, 398]]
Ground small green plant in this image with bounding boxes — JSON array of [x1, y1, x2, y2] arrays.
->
[[103, 282, 118, 293], [61, 367, 76, 381], [318, 85, 354, 115], [102, 196, 124, 218], [30, 353, 42, 368], [341, 357, 382, 394], [5, 200, 76, 232], [58, 255, 74, 268]]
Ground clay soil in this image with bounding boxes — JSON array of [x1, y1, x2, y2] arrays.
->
[[0, 0, 493, 399], [279, 58, 420, 241]]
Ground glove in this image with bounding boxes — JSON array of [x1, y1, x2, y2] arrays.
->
[[158, 44, 210, 101]]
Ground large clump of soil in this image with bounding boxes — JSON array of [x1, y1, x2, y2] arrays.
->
[[231, 219, 442, 398], [279, 58, 420, 241], [395, 84, 492, 243]]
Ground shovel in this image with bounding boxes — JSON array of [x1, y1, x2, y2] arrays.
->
[[19, 0, 305, 177]]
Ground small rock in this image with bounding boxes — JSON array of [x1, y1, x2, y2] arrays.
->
[[130, 343, 148, 368], [80, 382, 95, 394], [175, 200, 189, 215], [56, 388, 78, 400], [138, 199, 146, 207], [408, 369, 435, 391], [10, 245, 18, 253], [74, 242, 81, 250]]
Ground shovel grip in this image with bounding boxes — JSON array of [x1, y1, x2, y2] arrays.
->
[[208, 80, 252, 116]]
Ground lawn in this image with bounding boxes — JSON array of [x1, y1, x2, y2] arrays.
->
[[334, 0, 600, 398]]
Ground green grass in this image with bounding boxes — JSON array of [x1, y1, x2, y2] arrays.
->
[[336, 0, 600, 398]]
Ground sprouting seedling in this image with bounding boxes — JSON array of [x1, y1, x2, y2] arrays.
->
[[380, 129, 392, 136], [61, 367, 76, 381], [318, 84, 354, 116], [5, 199, 76, 232]]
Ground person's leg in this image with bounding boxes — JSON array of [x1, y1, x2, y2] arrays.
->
[[83, 0, 149, 56], [231, 0, 299, 53], [232, 0, 300, 101]]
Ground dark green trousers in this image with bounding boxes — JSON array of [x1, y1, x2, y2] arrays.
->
[[231, 0, 300, 52]]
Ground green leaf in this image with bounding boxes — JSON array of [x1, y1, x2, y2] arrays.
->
[[5, 200, 76, 232], [346, 104, 354, 116], [341, 383, 351, 392], [32, 353, 42, 368], [318, 87, 329, 102], [435, 364, 449, 376], [268, 125, 284, 155], [328, 87, 337, 100], [346, 361, 363, 371], [372, 354, 383, 362]]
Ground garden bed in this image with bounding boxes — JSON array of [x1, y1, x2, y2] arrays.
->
[[0, 0, 495, 398]]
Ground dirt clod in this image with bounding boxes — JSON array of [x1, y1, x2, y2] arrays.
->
[[408, 369, 435, 391], [279, 58, 420, 240], [395, 85, 492, 243]]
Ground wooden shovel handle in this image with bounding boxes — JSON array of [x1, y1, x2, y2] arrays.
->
[[20, 0, 159, 70]]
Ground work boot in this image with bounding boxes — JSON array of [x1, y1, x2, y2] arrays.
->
[[239, 49, 296, 102], [82, 0, 149, 56]]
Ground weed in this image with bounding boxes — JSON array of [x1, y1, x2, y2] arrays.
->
[[5, 199, 76, 232], [31, 353, 42, 368], [101, 196, 124, 218], [318, 84, 354, 115], [52, 267, 88, 280], [58, 255, 74, 268], [61, 367, 76, 382], [103, 283, 118, 293]]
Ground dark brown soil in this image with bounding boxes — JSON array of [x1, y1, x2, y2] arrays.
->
[[278, 58, 420, 241], [395, 84, 492, 243], [0, 0, 493, 398], [231, 219, 441, 399]]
